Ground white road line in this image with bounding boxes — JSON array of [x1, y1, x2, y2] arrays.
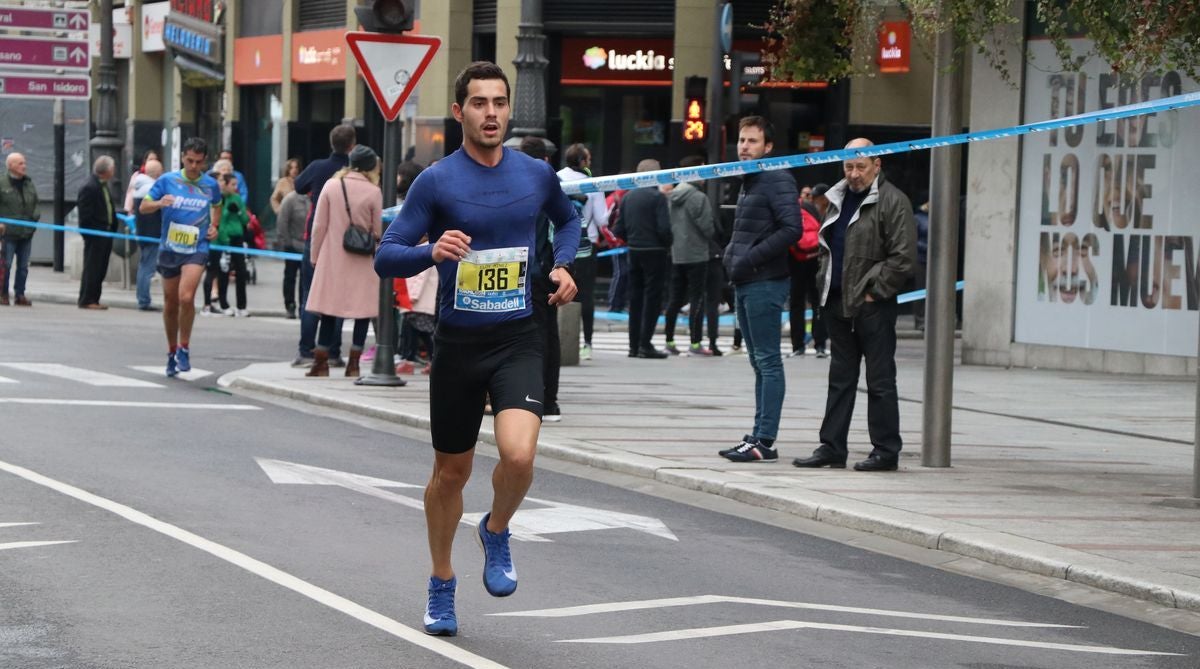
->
[[129, 366, 213, 382], [0, 363, 163, 388], [0, 457, 510, 669], [0, 540, 77, 551], [492, 595, 1080, 628], [0, 522, 39, 529], [0, 399, 260, 410], [557, 619, 1182, 655], [0, 374, 17, 383]]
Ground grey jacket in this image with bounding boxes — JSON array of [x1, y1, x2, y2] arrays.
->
[[666, 182, 716, 265], [817, 174, 916, 317], [0, 170, 39, 240], [275, 190, 308, 253]]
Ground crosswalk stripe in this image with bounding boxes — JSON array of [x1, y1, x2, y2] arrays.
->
[[128, 366, 213, 382], [0, 363, 163, 388], [0, 375, 16, 383]]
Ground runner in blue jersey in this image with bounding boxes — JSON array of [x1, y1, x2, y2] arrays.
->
[[375, 62, 581, 638], [140, 137, 223, 377]]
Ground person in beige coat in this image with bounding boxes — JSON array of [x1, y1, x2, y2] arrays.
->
[[306, 145, 383, 378]]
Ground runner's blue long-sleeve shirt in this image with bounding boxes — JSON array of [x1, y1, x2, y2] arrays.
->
[[374, 147, 582, 327]]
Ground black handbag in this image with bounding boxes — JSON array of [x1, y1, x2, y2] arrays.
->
[[340, 177, 375, 256]]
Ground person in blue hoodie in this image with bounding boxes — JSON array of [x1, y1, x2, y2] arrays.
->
[[374, 61, 580, 638]]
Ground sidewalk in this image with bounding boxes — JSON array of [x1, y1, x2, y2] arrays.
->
[[19, 260, 293, 318], [217, 332, 1200, 615]]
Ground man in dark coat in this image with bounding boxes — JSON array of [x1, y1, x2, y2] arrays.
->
[[0, 152, 39, 306], [77, 155, 119, 309], [614, 159, 673, 358], [719, 116, 800, 463]]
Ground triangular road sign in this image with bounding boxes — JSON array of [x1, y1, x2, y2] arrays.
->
[[345, 32, 441, 122]]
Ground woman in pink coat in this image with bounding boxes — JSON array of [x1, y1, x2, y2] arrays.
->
[[306, 145, 383, 378]]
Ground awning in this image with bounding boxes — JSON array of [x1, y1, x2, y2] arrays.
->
[[173, 53, 225, 88]]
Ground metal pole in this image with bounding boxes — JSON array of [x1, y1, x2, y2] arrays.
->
[[357, 118, 406, 387], [921, 6, 963, 468], [90, 0, 123, 170], [1193, 320, 1200, 497], [53, 99, 65, 272], [705, 3, 728, 210]]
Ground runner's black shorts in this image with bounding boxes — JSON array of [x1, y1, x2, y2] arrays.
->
[[430, 317, 544, 454]]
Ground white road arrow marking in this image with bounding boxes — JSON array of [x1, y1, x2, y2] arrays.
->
[[0, 540, 77, 552], [256, 458, 677, 542], [492, 594, 1078, 628], [557, 619, 1182, 655], [0, 363, 162, 388], [130, 365, 213, 382], [0, 522, 76, 552]]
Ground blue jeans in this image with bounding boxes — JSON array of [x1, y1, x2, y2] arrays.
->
[[298, 243, 341, 359], [734, 278, 790, 441], [136, 242, 160, 307], [2, 237, 31, 297]]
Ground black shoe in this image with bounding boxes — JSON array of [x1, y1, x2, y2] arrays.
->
[[814, 347, 828, 359], [792, 451, 847, 468], [637, 347, 669, 359], [628, 350, 639, 358], [722, 439, 778, 463], [328, 356, 347, 368], [708, 345, 723, 357], [718, 434, 757, 457], [853, 454, 899, 472], [286, 304, 297, 319]]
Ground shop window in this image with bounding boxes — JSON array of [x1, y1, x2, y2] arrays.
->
[[298, 0, 346, 32]]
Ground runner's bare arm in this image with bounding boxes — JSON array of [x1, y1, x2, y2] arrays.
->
[[207, 205, 221, 241]]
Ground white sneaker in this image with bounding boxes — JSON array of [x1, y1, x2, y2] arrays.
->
[[580, 345, 592, 361], [201, 305, 219, 316], [235, 309, 250, 318], [222, 307, 236, 316]]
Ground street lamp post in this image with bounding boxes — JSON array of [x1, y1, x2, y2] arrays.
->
[[91, 0, 124, 172], [510, 0, 549, 142]]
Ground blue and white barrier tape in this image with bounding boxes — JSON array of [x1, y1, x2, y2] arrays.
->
[[560, 91, 1200, 194], [595, 281, 964, 326], [0, 216, 304, 261]]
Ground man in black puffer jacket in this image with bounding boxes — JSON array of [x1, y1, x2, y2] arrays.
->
[[719, 116, 801, 463]]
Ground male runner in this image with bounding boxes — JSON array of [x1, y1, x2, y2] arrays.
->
[[140, 137, 223, 377], [375, 61, 581, 637]]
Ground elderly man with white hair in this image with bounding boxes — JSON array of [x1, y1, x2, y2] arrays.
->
[[0, 152, 40, 306], [76, 155, 119, 309]]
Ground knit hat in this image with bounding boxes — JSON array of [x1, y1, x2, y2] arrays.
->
[[811, 183, 831, 198], [349, 145, 378, 172]]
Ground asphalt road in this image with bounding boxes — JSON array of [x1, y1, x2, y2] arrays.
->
[[2, 303, 1198, 669]]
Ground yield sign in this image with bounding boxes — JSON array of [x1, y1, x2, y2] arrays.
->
[[345, 32, 440, 122]]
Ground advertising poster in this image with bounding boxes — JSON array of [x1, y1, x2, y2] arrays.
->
[[1014, 38, 1200, 356]]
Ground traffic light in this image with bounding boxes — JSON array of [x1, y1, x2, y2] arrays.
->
[[355, 0, 415, 33], [683, 76, 707, 144]]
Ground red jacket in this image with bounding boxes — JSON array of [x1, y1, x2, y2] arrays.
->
[[789, 202, 821, 262]]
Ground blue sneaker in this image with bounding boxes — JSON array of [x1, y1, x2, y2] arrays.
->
[[175, 346, 191, 372], [424, 576, 458, 636], [166, 353, 178, 378], [476, 513, 517, 597]]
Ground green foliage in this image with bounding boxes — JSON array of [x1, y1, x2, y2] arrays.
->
[[764, 0, 1200, 84], [1038, 0, 1200, 79]]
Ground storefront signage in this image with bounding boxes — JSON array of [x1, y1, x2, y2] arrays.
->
[[563, 38, 674, 86], [877, 21, 910, 73], [170, 0, 217, 23], [292, 29, 345, 83], [142, 2, 170, 53], [1014, 38, 1200, 357], [233, 35, 282, 85], [91, 7, 132, 60], [164, 16, 221, 64]]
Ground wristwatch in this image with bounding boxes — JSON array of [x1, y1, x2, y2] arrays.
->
[[551, 262, 573, 277]]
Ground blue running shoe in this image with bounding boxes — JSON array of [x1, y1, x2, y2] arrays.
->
[[166, 353, 178, 378], [424, 576, 457, 636], [175, 346, 191, 372], [476, 513, 517, 597]]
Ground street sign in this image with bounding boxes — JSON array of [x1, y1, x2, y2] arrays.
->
[[0, 5, 88, 33], [0, 72, 91, 101], [0, 35, 90, 71], [345, 32, 440, 123]]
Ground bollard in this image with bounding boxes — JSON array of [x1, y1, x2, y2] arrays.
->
[[558, 301, 581, 366]]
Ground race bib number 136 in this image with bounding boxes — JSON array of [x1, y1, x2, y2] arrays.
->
[[455, 247, 528, 313]]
